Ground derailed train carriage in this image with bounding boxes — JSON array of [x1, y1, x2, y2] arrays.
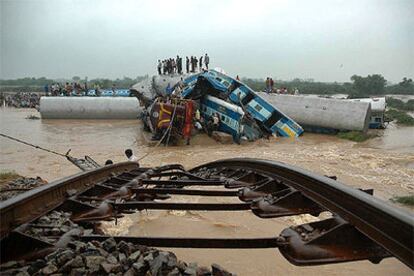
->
[[131, 70, 303, 145], [140, 98, 194, 144], [182, 70, 304, 140]]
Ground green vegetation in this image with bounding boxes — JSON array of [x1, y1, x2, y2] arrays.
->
[[387, 77, 414, 95], [2, 74, 413, 97], [386, 109, 414, 126], [242, 77, 353, 95], [349, 74, 386, 97], [337, 131, 377, 142], [390, 195, 414, 206], [242, 75, 414, 97], [0, 76, 148, 92], [387, 97, 414, 111], [0, 171, 21, 186]]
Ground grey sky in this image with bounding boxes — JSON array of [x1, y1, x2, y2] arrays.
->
[[1, 0, 413, 82]]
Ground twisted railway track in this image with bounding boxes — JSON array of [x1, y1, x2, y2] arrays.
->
[[1, 158, 412, 271]]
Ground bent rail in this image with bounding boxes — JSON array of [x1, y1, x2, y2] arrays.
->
[[0, 162, 139, 239], [1, 158, 412, 270], [190, 158, 413, 268]]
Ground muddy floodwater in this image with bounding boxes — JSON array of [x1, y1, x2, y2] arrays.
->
[[1, 108, 413, 275]]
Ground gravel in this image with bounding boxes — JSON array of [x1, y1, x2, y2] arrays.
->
[[0, 237, 235, 275], [0, 176, 47, 201]]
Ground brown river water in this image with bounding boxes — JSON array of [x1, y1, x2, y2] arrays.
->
[[1, 108, 413, 275]]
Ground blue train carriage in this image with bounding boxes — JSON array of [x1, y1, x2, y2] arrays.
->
[[229, 87, 303, 137], [182, 70, 303, 137], [201, 95, 244, 141], [181, 73, 202, 98], [182, 70, 232, 99], [200, 95, 263, 142], [85, 89, 131, 97]]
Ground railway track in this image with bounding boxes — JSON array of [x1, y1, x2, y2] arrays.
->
[[1, 158, 413, 272]]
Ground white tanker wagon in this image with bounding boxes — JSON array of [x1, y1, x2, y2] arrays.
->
[[39, 97, 142, 119], [257, 93, 371, 133]]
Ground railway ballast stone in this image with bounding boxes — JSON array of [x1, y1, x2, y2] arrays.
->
[[0, 176, 47, 201], [102, 237, 117, 252], [0, 237, 235, 275], [41, 263, 58, 274]]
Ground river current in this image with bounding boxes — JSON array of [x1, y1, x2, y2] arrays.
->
[[1, 108, 413, 275]]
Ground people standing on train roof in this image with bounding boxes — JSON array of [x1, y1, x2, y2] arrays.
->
[[177, 57, 180, 74], [199, 56, 203, 70], [265, 77, 270, 93], [186, 57, 190, 73], [172, 59, 177, 74], [193, 56, 198, 72], [236, 75, 240, 81], [270, 78, 274, 93], [157, 60, 162, 75], [204, 53, 209, 70]]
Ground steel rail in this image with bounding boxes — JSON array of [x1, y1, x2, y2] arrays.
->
[[190, 158, 414, 269], [1, 158, 412, 269], [0, 162, 139, 240]]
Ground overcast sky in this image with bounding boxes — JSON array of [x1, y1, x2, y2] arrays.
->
[[1, 0, 413, 82]]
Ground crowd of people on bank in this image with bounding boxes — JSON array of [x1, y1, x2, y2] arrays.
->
[[45, 82, 89, 96], [45, 82, 86, 96], [0, 92, 40, 108], [158, 53, 210, 75], [43, 82, 121, 97]]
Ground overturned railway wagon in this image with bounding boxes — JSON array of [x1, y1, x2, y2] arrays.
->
[[181, 70, 304, 138], [257, 93, 372, 133], [1, 158, 412, 273], [39, 97, 142, 119]]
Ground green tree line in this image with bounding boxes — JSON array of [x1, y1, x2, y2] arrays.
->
[[242, 75, 414, 97], [1, 74, 413, 96], [0, 76, 148, 92]]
